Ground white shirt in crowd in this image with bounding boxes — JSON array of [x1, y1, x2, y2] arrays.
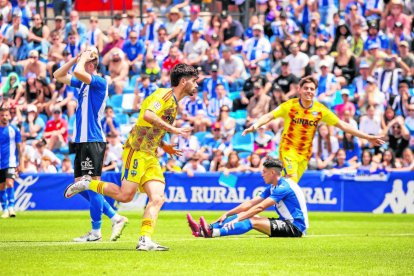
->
[[286, 52, 309, 78], [312, 136, 339, 160], [359, 115, 382, 135]]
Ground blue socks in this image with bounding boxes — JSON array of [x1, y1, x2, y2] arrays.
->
[[6, 187, 15, 208], [210, 215, 238, 229], [0, 190, 7, 211], [87, 191, 104, 230], [218, 219, 253, 237], [209, 215, 254, 237], [80, 190, 118, 231], [79, 191, 117, 219]]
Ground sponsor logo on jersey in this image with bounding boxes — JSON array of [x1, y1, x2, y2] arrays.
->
[[292, 117, 319, 126]]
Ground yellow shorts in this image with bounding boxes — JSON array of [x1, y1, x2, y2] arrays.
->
[[279, 151, 308, 184], [121, 148, 165, 193]]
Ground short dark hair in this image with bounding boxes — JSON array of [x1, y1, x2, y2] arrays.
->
[[263, 158, 283, 174], [0, 106, 9, 113], [67, 30, 77, 37], [158, 26, 167, 34], [170, 64, 198, 87], [105, 106, 113, 111], [299, 76, 318, 88]]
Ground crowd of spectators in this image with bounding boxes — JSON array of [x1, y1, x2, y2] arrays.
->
[[0, 0, 414, 176]]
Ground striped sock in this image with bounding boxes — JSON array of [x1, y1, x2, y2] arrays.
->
[[88, 180, 107, 195], [140, 218, 155, 238]]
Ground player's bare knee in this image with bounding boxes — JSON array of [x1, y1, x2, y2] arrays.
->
[[117, 188, 135, 202], [121, 191, 135, 202], [249, 216, 260, 227], [150, 194, 165, 207]]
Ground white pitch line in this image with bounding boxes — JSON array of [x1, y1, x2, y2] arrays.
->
[[0, 233, 413, 248], [305, 233, 414, 238]]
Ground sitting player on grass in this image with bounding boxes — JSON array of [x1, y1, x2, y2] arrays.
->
[[187, 158, 308, 238]]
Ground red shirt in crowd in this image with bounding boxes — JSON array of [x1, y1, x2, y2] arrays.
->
[[162, 57, 181, 73], [44, 118, 68, 143]]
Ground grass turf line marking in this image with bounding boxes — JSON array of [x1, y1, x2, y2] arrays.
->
[[1, 233, 414, 248]]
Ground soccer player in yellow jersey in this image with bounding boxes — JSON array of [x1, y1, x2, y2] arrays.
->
[[64, 64, 199, 251], [243, 76, 385, 183]]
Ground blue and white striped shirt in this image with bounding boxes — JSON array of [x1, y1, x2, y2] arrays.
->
[[0, 124, 21, 169], [260, 178, 309, 233], [183, 97, 205, 116], [70, 75, 108, 143], [202, 76, 230, 100], [183, 17, 205, 42]]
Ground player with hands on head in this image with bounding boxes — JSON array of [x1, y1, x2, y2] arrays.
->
[[54, 47, 128, 242]]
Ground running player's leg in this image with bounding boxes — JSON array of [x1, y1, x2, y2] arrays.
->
[[140, 180, 165, 238], [78, 189, 129, 241], [5, 175, 16, 217], [66, 147, 139, 202], [137, 180, 169, 251], [0, 182, 7, 211], [72, 143, 104, 242], [0, 171, 8, 218], [296, 158, 309, 184], [87, 184, 104, 236], [280, 152, 300, 183], [88, 179, 138, 203]]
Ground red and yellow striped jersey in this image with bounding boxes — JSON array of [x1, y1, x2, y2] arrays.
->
[[272, 98, 339, 160], [125, 88, 177, 156]]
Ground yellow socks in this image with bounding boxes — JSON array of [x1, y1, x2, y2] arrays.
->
[[88, 180, 107, 195], [140, 218, 155, 238]]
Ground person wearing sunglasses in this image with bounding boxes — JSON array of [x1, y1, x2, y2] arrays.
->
[[122, 30, 145, 74], [28, 13, 50, 57], [382, 116, 410, 159], [85, 16, 104, 53], [20, 50, 46, 78]]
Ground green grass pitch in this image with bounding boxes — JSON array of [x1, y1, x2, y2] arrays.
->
[[1, 211, 413, 275]]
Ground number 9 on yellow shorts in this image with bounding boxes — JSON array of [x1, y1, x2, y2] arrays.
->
[[121, 148, 165, 193], [280, 153, 308, 183]]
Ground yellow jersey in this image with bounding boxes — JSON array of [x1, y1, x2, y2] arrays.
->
[[125, 88, 177, 156], [272, 98, 339, 160]]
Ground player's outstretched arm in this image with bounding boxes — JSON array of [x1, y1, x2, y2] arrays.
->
[[53, 56, 78, 85], [224, 198, 276, 229], [242, 112, 274, 136], [335, 120, 385, 147], [143, 110, 192, 135], [217, 196, 264, 224]]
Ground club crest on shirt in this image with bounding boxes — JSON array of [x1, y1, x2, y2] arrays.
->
[[153, 101, 161, 111]]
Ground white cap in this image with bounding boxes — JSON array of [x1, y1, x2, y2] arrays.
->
[[252, 24, 264, 32]]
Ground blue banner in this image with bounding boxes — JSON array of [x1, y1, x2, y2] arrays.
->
[[7, 171, 414, 214]]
